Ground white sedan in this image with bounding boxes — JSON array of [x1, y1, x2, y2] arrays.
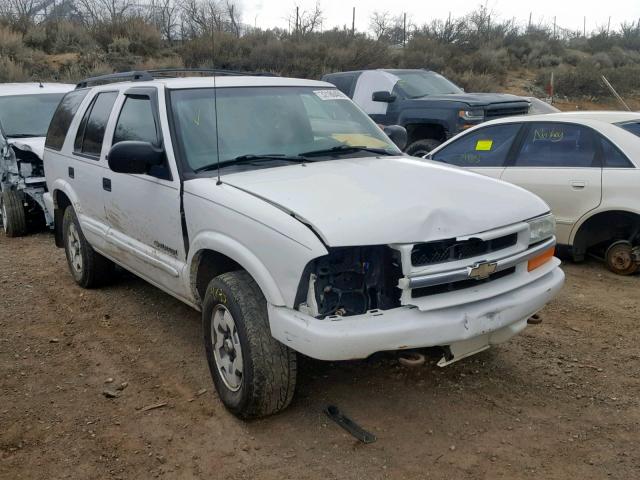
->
[[426, 111, 640, 274]]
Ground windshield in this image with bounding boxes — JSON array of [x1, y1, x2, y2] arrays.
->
[[617, 121, 640, 138], [0, 93, 66, 137], [391, 71, 463, 98], [170, 86, 399, 171]]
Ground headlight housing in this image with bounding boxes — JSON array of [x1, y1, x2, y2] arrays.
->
[[458, 109, 484, 121], [527, 214, 556, 245]]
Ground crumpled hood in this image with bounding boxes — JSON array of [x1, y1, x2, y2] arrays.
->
[[8, 137, 45, 160], [222, 157, 549, 246]]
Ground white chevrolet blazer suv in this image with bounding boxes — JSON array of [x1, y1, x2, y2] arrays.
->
[[43, 71, 564, 418]]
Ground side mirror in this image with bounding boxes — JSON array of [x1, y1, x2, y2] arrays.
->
[[383, 125, 408, 151], [107, 141, 164, 175], [372, 91, 397, 103]]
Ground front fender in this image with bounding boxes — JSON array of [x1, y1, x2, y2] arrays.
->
[[187, 231, 290, 307], [51, 179, 81, 210]]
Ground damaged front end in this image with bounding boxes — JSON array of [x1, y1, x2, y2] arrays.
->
[[281, 219, 563, 364], [0, 135, 51, 231]]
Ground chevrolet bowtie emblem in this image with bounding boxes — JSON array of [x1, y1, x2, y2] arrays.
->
[[468, 261, 498, 280]]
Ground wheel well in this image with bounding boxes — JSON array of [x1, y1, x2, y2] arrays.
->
[[192, 249, 244, 304], [572, 210, 640, 260], [53, 190, 72, 248], [405, 124, 447, 145]]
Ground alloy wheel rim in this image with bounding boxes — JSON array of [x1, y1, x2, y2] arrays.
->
[[67, 223, 83, 274], [211, 304, 243, 392]]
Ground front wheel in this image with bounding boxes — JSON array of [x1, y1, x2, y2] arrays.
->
[[405, 138, 442, 157], [203, 271, 297, 419], [1, 190, 27, 237]]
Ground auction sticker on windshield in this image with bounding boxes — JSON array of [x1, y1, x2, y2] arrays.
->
[[475, 139, 493, 151], [314, 89, 348, 100]]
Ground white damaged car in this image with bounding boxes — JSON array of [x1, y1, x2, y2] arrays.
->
[[0, 82, 74, 236], [44, 72, 564, 418]]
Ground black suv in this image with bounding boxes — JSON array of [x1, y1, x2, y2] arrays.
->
[[322, 69, 530, 156]]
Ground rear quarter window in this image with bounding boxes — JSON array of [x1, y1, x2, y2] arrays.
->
[[45, 89, 89, 151], [324, 74, 357, 97], [617, 121, 640, 138], [600, 136, 634, 168]]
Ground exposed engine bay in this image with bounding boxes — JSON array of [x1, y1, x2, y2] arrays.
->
[[296, 246, 403, 318]]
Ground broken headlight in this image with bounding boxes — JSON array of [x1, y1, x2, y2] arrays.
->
[[295, 246, 402, 319], [527, 214, 556, 245]]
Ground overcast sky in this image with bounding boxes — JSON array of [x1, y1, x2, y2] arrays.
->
[[242, 0, 640, 34]]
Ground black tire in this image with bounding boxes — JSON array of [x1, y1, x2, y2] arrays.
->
[[406, 138, 442, 157], [1, 190, 27, 237], [62, 206, 116, 288], [203, 271, 297, 419]]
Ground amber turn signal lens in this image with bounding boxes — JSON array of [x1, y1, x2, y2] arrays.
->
[[528, 247, 555, 272]]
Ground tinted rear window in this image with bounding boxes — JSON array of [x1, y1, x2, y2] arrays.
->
[[600, 136, 633, 168], [74, 91, 118, 157], [45, 89, 89, 151], [514, 123, 598, 168], [617, 121, 640, 138], [324, 74, 357, 97]]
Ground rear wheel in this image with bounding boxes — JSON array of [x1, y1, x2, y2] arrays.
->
[[62, 206, 116, 288], [1, 190, 27, 237], [605, 240, 638, 275], [405, 138, 442, 157], [203, 271, 297, 419]]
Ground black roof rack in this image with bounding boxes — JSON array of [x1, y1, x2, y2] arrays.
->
[[76, 68, 278, 89]]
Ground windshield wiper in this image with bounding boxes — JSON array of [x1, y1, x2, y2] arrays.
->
[[6, 133, 42, 138], [299, 145, 396, 157], [195, 153, 310, 173]]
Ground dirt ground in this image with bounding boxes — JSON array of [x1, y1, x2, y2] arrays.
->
[[1, 232, 638, 480]]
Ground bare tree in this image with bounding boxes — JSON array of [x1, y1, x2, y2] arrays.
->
[[180, 0, 241, 38], [369, 11, 391, 41], [0, 0, 48, 32], [148, 0, 180, 41], [224, 0, 241, 37], [75, 0, 134, 25], [288, 1, 323, 36]]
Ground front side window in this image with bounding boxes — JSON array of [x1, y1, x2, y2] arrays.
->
[[170, 86, 399, 172], [45, 89, 89, 150], [74, 91, 118, 158], [432, 123, 521, 167], [514, 122, 598, 168], [113, 96, 158, 145], [0, 93, 67, 139]]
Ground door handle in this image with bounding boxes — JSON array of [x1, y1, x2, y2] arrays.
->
[[68, 167, 74, 179], [570, 181, 586, 190], [102, 178, 111, 192]]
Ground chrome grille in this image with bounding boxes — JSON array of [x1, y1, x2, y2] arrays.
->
[[411, 267, 516, 298], [411, 233, 518, 267]]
